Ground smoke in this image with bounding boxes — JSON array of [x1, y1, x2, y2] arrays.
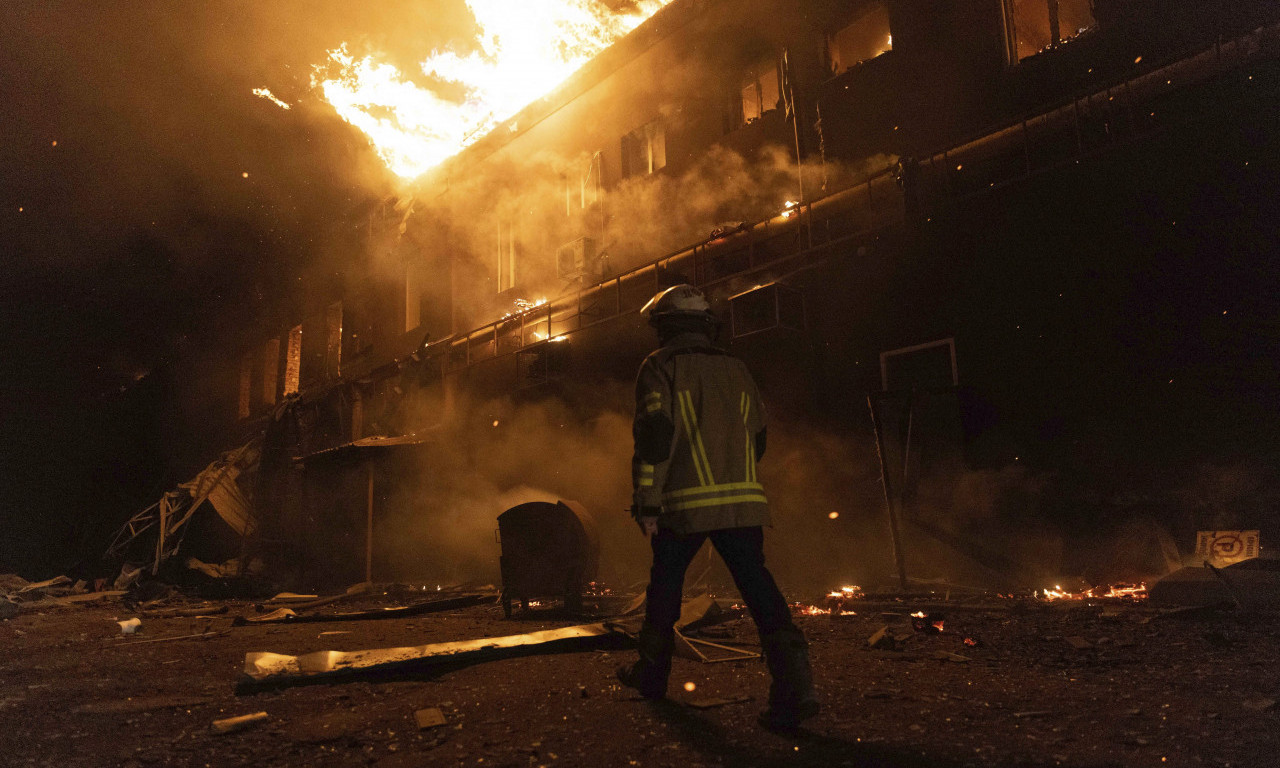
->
[[375, 386, 645, 585]]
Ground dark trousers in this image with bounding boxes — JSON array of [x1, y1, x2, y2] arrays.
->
[[644, 525, 798, 639]]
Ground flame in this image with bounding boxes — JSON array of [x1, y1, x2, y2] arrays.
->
[[313, 0, 673, 179]]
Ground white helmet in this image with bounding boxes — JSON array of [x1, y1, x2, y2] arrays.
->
[[640, 284, 713, 325]]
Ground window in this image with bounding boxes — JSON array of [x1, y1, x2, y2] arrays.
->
[[1005, 0, 1095, 62], [621, 122, 665, 179], [496, 220, 517, 293], [739, 57, 780, 126], [262, 338, 279, 407], [827, 1, 892, 76], [283, 324, 302, 396]]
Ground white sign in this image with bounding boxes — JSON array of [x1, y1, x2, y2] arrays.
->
[[1195, 530, 1260, 565]]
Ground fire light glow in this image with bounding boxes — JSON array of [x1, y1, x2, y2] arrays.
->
[[311, 0, 672, 179]]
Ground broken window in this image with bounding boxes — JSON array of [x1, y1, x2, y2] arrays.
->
[[283, 324, 302, 396], [262, 338, 279, 407], [1004, 0, 1095, 62], [621, 122, 665, 179], [238, 351, 253, 420], [739, 57, 780, 126], [496, 220, 517, 293], [827, 1, 892, 76], [325, 301, 342, 379]]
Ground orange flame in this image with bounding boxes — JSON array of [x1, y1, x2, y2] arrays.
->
[[312, 0, 672, 180]]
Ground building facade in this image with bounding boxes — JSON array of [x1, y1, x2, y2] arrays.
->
[[173, 0, 1280, 589]]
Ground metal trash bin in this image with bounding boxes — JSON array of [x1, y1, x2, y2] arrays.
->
[[496, 500, 599, 617]]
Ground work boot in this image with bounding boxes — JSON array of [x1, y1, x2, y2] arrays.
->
[[616, 624, 673, 700], [758, 629, 820, 731]]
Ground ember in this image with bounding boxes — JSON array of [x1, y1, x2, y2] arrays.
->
[[1039, 582, 1148, 601]]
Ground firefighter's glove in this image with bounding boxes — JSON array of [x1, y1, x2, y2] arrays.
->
[[631, 505, 662, 536]]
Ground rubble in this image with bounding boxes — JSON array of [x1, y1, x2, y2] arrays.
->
[[211, 712, 269, 735]]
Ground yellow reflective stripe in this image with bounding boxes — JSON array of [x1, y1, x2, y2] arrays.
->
[[645, 391, 663, 404], [665, 493, 768, 512], [646, 401, 662, 413], [678, 390, 715, 486], [675, 391, 708, 486], [639, 463, 654, 476], [639, 478, 654, 486], [665, 482, 764, 499]]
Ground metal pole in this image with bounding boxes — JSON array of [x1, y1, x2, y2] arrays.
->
[[868, 394, 909, 590]]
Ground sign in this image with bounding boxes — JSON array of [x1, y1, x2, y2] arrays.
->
[[1195, 530, 1260, 565]]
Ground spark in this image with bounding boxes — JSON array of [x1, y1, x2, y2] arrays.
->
[[828, 511, 839, 520], [252, 88, 292, 110], [683, 682, 696, 692]]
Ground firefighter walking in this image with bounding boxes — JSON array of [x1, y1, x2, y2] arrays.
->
[[617, 284, 819, 731]]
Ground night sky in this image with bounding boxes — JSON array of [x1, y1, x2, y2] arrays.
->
[[0, 1, 471, 573]]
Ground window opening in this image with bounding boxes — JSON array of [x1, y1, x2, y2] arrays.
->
[[827, 1, 892, 76], [739, 57, 780, 126], [1005, 0, 1095, 62], [622, 122, 666, 178]]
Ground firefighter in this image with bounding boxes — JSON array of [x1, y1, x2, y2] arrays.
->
[[617, 283, 819, 731]]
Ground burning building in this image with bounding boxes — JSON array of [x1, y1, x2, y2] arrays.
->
[[155, 0, 1280, 592]]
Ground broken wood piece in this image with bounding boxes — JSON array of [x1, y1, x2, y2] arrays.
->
[[414, 707, 447, 728], [211, 711, 269, 734], [933, 651, 970, 663], [143, 604, 228, 618], [242, 622, 626, 685]]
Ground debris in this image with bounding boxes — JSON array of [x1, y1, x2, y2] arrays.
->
[[118, 618, 142, 635], [933, 651, 970, 663], [211, 711, 269, 735], [111, 629, 229, 647], [1012, 710, 1053, 719], [233, 593, 494, 626], [415, 708, 447, 729], [1241, 698, 1276, 712], [269, 592, 320, 603], [868, 626, 893, 649], [0, 598, 17, 620], [318, 631, 351, 637], [1064, 636, 1093, 650], [72, 696, 212, 715], [242, 622, 627, 686], [862, 688, 899, 699], [142, 603, 228, 618], [15, 576, 72, 595], [686, 696, 750, 709]]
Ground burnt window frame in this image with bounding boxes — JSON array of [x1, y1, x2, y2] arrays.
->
[[823, 0, 894, 78], [1002, 0, 1096, 64], [620, 120, 666, 179]]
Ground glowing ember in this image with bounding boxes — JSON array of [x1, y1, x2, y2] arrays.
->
[[313, 0, 673, 179], [683, 681, 696, 692], [252, 87, 291, 110], [1039, 582, 1148, 601], [827, 511, 839, 520]]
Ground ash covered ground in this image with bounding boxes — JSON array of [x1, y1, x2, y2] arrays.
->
[[1, 588, 1277, 768]]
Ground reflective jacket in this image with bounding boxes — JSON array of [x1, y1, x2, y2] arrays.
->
[[631, 332, 769, 534]]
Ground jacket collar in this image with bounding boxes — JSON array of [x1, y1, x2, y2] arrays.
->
[[662, 331, 716, 350]]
